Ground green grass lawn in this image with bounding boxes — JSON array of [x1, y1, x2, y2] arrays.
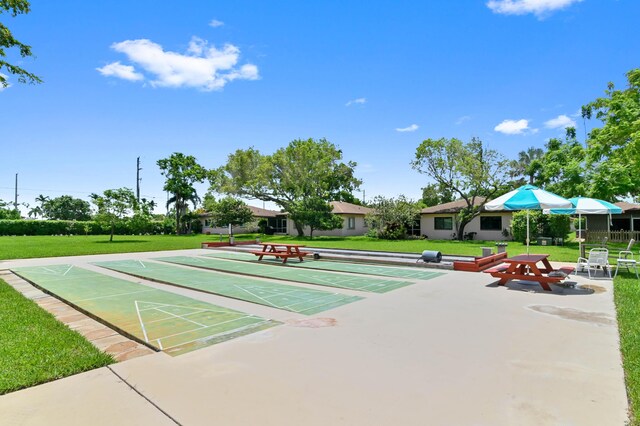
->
[[1, 233, 632, 263], [614, 272, 640, 425], [0, 279, 114, 395], [0, 234, 219, 260]]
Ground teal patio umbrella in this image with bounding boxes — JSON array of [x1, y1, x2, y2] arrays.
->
[[485, 185, 572, 254], [544, 196, 623, 255]]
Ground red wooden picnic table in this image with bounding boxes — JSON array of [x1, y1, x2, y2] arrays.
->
[[484, 254, 574, 291], [249, 242, 310, 264]]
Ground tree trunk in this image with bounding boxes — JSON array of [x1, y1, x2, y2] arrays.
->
[[110, 222, 114, 242], [295, 221, 305, 237], [457, 220, 471, 241], [309, 227, 314, 239], [175, 206, 181, 235]]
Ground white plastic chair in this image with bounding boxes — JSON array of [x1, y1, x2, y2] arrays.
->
[[576, 248, 612, 279], [614, 239, 639, 279]]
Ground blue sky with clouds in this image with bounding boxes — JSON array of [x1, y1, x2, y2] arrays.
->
[[1, 0, 639, 213]]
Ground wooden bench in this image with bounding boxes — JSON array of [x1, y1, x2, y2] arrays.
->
[[454, 252, 508, 272], [249, 250, 311, 264], [554, 266, 575, 276], [483, 264, 509, 274]]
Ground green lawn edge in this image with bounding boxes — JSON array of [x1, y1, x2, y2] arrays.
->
[[0, 279, 114, 395], [614, 273, 640, 425]]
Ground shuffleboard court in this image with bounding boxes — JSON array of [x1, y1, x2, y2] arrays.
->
[[94, 260, 362, 315], [158, 255, 416, 293], [204, 251, 446, 281], [10, 265, 279, 356]]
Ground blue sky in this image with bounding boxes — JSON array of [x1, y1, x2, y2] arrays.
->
[[1, 0, 639, 214]]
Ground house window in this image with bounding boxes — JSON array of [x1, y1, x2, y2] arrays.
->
[[434, 217, 453, 230], [347, 217, 356, 229], [612, 218, 630, 231], [480, 216, 502, 231], [204, 219, 211, 227], [407, 219, 421, 236]]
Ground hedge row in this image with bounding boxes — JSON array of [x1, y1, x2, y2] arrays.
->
[[0, 220, 175, 236]]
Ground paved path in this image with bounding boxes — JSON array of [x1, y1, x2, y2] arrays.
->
[[0, 249, 629, 425]]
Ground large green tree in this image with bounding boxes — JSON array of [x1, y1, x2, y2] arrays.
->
[[203, 196, 254, 236], [536, 128, 587, 198], [90, 188, 136, 242], [41, 195, 92, 221], [157, 153, 208, 235], [1, 0, 42, 88], [582, 68, 640, 199], [0, 199, 19, 219], [293, 197, 343, 239], [411, 137, 510, 240], [365, 195, 420, 240], [212, 138, 361, 236], [420, 182, 454, 207]]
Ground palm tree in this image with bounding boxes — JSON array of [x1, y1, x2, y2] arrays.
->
[[34, 194, 49, 219], [511, 147, 544, 184], [166, 187, 200, 235]]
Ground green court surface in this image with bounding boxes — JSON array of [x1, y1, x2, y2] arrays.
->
[[205, 251, 446, 282], [11, 265, 279, 356], [94, 260, 362, 315], [159, 255, 416, 293]]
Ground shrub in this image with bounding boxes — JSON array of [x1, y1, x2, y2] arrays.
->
[[510, 211, 570, 243], [0, 220, 170, 236], [548, 215, 570, 239]]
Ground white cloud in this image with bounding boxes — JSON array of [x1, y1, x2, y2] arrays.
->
[[346, 97, 366, 106], [396, 124, 419, 132], [486, 0, 583, 17], [357, 163, 376, 174], [100, 37, 259, 91], [96, 61, 144, 81], [0, 73, 10, 91], [455, 115, 471, 125], [544, 114, 577, 129], [209, 19, 224, 28], [494, 119, 534, 135]]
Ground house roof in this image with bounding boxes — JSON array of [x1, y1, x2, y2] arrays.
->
[[330, 201, 372, 215], [200, 205, 281, 218], [421, 197, 487, 214], [246, 205, 281, 217], [615, 201, 640, 212]]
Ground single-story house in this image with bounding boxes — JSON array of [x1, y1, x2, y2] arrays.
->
[[421, 197, 512, 241], [200, 201, 371, 237], [583, 201, 640, 242], [200, 205, 287, 235], [286, 201, 372, 237]]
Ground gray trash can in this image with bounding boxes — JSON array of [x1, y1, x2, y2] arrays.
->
[[481, 247, 493, 257], [496, 243, 508, 253], [419, 250, 442, 263]]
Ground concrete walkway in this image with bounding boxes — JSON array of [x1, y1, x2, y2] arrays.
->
[[0, 249, 629, 425]]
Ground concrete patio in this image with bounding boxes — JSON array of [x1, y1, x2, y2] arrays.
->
[[0, 249, 629, 425]]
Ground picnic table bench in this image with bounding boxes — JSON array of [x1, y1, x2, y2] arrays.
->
[[483, 254, 575, 291], [250, 242, 310, 264]]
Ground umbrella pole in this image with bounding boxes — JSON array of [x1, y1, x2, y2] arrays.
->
[[527, 210, 530, 255], [578, 213, 582, 258]]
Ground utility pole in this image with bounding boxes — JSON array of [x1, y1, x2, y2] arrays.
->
[[136, 157, 142, 203], [14, 173, 18, 210]]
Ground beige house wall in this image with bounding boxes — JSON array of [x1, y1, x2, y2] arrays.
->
[[421, 212, 512, 241], [201, 219, 261, 235], [286, 215, 368, 237]]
